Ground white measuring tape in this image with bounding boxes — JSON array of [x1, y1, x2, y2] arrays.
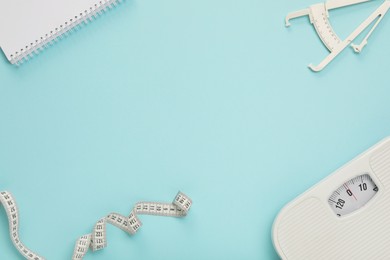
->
[[0, 191, 44, 260], [0, 191, 192, 259]]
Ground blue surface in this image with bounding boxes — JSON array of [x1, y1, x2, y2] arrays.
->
[[0, 0, 389, 259]]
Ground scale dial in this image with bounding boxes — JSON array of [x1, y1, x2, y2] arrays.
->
[[328, 174, 378, 217]]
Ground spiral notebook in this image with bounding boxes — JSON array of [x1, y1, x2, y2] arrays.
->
[[0, 0, 121, 65]]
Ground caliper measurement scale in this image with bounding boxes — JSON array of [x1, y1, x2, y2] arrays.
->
[[286, 0, 390, 71], [273, 137, 390, 259]]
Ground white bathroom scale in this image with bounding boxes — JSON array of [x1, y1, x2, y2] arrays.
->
[[273, 137, 390, 259]]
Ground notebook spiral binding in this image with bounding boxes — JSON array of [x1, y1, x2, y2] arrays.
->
[[10, 0, 122, 65]]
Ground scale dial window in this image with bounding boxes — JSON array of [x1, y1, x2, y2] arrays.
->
[[328, 174, 378, 217]]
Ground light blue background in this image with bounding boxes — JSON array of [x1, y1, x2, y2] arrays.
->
[[0, 0, 389, 259]]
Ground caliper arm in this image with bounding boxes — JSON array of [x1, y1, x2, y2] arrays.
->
[[285, 0, 373, 27]]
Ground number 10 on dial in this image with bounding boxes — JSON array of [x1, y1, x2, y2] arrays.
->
[[328, 174, 378, 217]]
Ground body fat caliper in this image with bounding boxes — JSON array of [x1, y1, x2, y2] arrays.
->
[[286, 0, 390, 71]]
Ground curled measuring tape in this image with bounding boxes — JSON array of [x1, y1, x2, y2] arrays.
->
[[0, 191, 45, 260], [0, 191, 192, 259], [72, 191, 192, 259]]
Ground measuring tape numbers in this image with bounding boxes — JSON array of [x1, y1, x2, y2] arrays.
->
[[0, 191, 192, 259], [0, 191, 44, 260]]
